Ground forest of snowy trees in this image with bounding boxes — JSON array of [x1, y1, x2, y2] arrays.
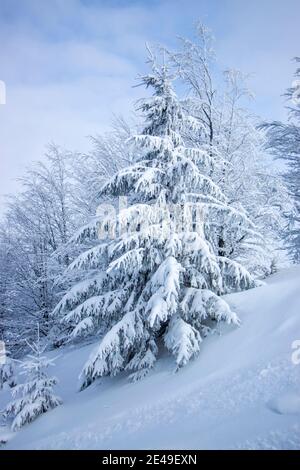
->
[[0, 23, 299, 430]]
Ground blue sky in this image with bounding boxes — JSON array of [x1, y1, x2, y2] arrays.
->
[[0, 0, 299, 205]]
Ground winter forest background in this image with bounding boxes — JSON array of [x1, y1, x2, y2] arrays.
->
[[0, 0, 300, 450]]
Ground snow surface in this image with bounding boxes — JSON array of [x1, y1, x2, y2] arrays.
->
[[1, 266, 300, 450]]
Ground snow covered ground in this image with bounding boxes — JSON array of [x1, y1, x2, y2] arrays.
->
[[1, 266, 300, 450]]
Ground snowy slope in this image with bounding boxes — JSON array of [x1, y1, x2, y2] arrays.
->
[[1, 266, 300, 450]]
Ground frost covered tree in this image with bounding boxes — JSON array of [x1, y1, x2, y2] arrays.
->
[[0, 124, 133, 355], [216, 70, 292, 274], [69, 117, 135, 222], [261, 58, 300, 261], [167, 23, 292, 274], [54, 54, 261, 388], [0, 358, 17, 390], [4, 329, 61, 431], [0, 146, 77, 355], [0, 236, 18, 352]]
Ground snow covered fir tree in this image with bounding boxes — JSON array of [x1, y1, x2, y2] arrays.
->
[[4, 328, 62, 431], [53, 56, 265, 388]]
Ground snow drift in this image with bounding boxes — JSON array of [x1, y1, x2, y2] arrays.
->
[[1, 266, 300, 450]]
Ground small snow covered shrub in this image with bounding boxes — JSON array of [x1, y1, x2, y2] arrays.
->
[[53, 54, 263, 388], [4, 332, 62, 431]]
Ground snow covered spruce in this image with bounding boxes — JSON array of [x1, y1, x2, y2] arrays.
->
[[4, 332, 62, 431], [53, 56, 264, 388]]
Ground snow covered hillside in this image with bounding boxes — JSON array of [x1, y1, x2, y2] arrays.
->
[[1, 266, 300, 450]]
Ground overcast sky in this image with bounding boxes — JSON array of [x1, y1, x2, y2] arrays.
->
[[0, 0, 299, 208]]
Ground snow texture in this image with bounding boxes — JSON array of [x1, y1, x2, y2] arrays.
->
[[1, 266, 300, 449]]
